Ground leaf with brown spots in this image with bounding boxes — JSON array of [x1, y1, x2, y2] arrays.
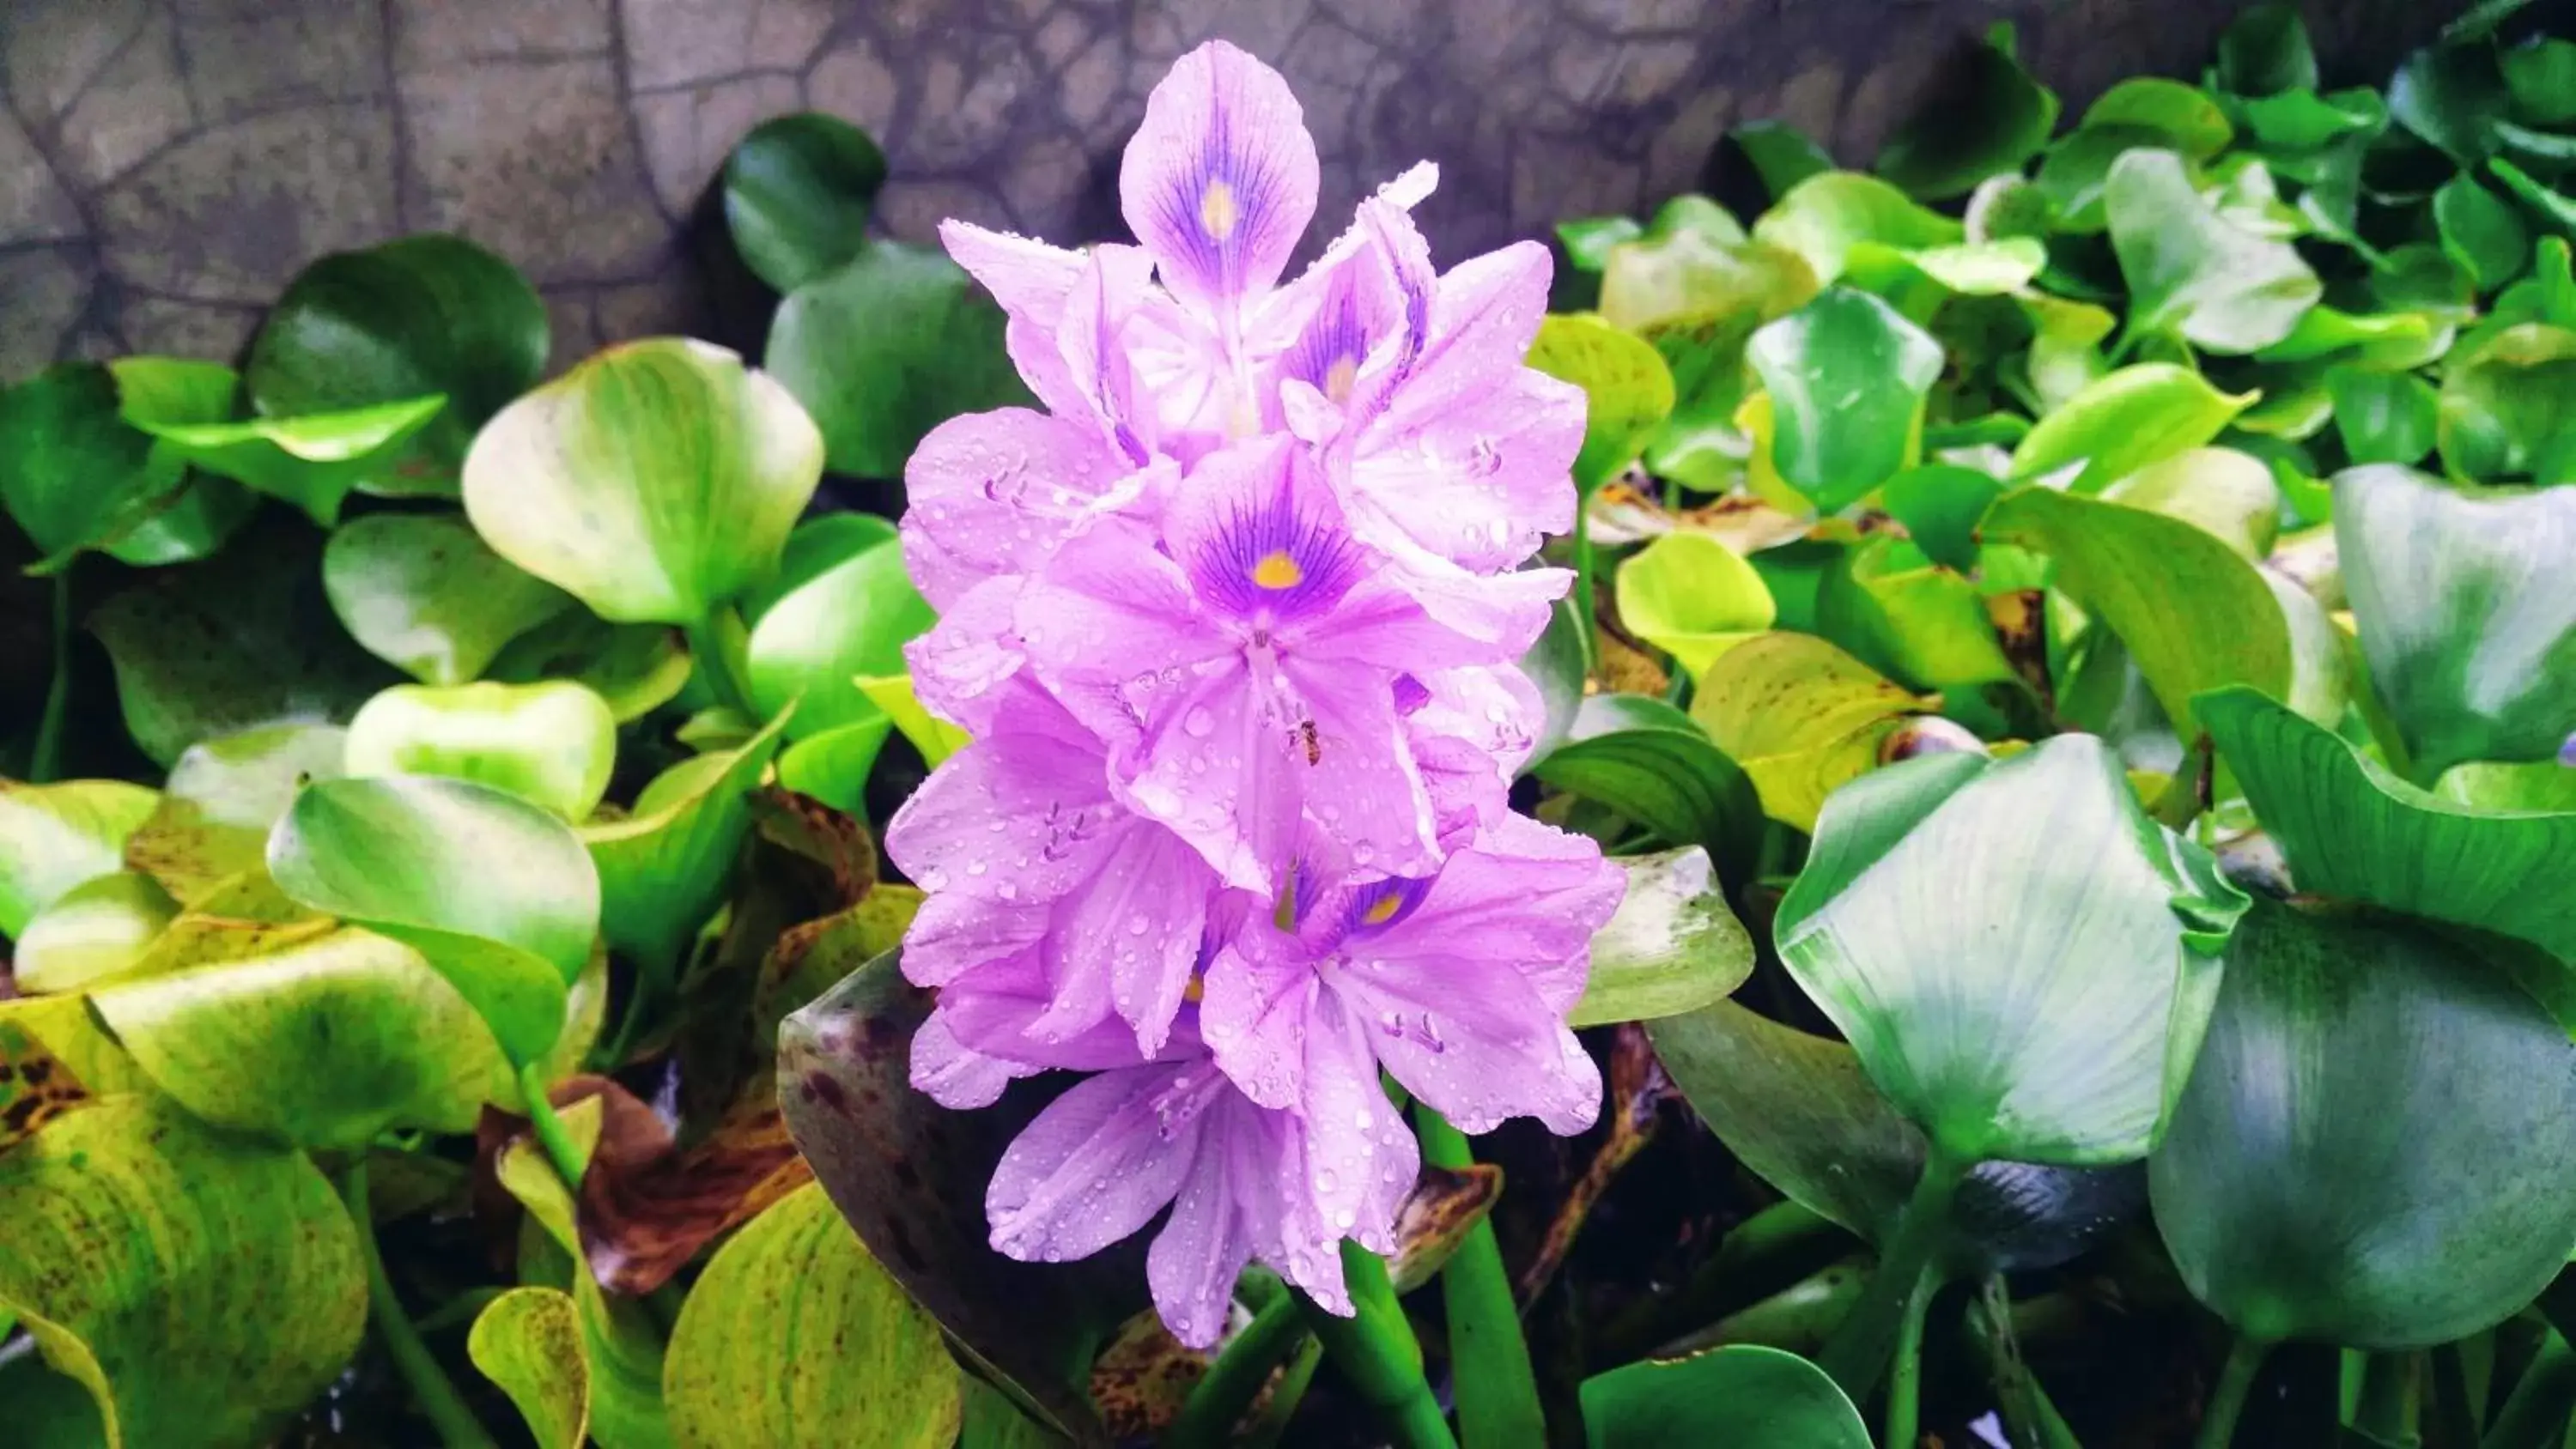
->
[[745, 786, 877, 911], [580, 1094, 814, 1296], [1985, 587, 2052, 709], [0, 1015, 92, 1152], [1388, 1162, 1508, 1294], [780, 947, 1129, 1446]]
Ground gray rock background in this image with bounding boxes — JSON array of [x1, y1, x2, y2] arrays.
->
[[0, 0, 2467, 382]]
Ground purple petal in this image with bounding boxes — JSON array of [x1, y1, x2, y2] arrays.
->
[[1053, 243, 1161, 461], [1118, 657, 1297, 894], [902, 408, 1145, 607], [902, 577, 1029, 736], [908, 1009, 1020, 1109], [1039, 820, 1216, 1055], [1016, 522, 1234, 691], [1165, 440, 1368, 632], [940, 220, 1089, 328], [885, 727, 1120, 906], [900, 888, 1050, 990], [1298, 989, 1419, 1252], [939, 953, 1145, 1071], [1407, 664, 1546, 786], [1363, 540, 1569, 652], [987, 1061, 1218, 1263], [1146, 1104, 1258, 1349], [1121, 40, 1319, 317], [1199, 933, 1319, 1111], [1279, 659, 1443, 876], [1380, 242, 1558, 431], [1372, 816, 1626, 1016], [1346, 368, 1584, 572]]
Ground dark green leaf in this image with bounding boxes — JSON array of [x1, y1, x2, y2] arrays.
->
[[2215, 4, 2319, 96], [1731, 121, 1839, 203], [2082, 78, 2233, 159], [1880, 465, 2002, 573], [2503, 38, 2576, 128], [2325, 369, 2439, 466], [2391, 43, 2511, 165], [1875, 24, 2060, 201], [769, 242, 1035, 482], [745, 520, 933, 740], [1746, 288, 1943, 511], [1531, 694, 1758, 868], [0, 364, 180, 565], [2438, 322, 2576, 481], [1582, 1344, 1868, 1448], [722, 113, 890, 294]]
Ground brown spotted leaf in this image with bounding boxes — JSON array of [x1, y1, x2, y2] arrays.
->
[[779, 947, 1127, 1446], [580, 1094, 812, 1296], [0, 1015, 93, 1151], [1388, 1163, 1508, 1294]]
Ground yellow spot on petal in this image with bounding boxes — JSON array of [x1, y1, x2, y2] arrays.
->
[[1183, 973, 1206, 1003], [1323, 355, 1358, 404], [1251, 550, 1303, 590], [1200, 180, 1239, 241], [1362, 892, 1403, 926]]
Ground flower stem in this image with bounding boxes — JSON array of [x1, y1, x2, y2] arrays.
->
[[339, 1162, 498, 1449], [1164, 1293, 1309, 1447], [31, 568, 72, 784], [1571, 503, 1600, 676], [1886, 1259, 1941, 1448], [1415, 1104, 1546, 1448], [1817, 1145, 1968, 1404], [1297, 1241, 1457, 1449], [683, 604, 756, 719], [2196, 1334, 2270, 1449], [515, 1061, 588, 1190], [2483, 1330, 2576, 1449]]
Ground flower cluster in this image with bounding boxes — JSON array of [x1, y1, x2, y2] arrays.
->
[[887, 39, 1625, 1347]]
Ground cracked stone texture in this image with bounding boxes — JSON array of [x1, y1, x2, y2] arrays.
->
[[0, 0, 2463, 380]]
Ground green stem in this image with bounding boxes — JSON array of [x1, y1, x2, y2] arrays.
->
[[339, 1163, 499, 1449], [31, 568, 71, 784], [2482, 1331, 2576, 1449], [1164, 1294, 1309, 1448], [1965, 1278, 2082, 1449], [1298, 1241, 1457, 1449], [1886, 1263, 1941, 1449], [683, 605, 756, 718], [1571, 500, 1599, 676], [2355, 1350, 2421, 1446], [1241, 1335, 1325, 1449], [1817, 1146, 1969, 1403], [515, 1062, 588, 1190], [1414, 1103, 1546, 1448], [2198, 1335, 2270, 1449]]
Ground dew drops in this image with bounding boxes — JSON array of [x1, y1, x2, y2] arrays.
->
[[1334, 1208, 1357, 1229], [1183, 706, 1216, 738], [966, 859, 988, 876], [1126, 913, 1151, 936], [997, 882, 1018, 900], [1316, 1168, 1340, 1194]]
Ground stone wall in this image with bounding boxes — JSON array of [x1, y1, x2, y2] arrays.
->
[[0, 0, 2461, 382]]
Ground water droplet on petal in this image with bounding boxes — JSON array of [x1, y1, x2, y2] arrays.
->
[[1183, 706, 1216, 738]]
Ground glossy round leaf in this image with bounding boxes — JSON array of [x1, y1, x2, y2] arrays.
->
[[1529, 694, 1759, 872], [470, 1288, 591, 1449], [2081, 78, 2234, 159], [0, 779, 158, 937], [1526, 312, 1676, 492], [768, 242, 1035, 481], [119, 723, 347, 906], [12, 871, 179, 993], [775, 720, 896, 817], [87, 523, 400, 767], [2438, 323, 2576, 482], [1879, 465, 2002, 573], [0, 363, 183, 564], [1747, 288, 1944, 511], [722, 112, 890, 294], [345, 681, 617, 821], [485, 611, 694, 724], [2325, 368, 2439, 467], [583, 712, 787, 975], [2105, 149, 2322, 355], [322, 512, 575, 686], [2215, 3, 2318, 95], [1612, 531, 1775, 681], [246, 233, 549, 496], [1569, 847, 1756, 1028], [2435, 173, 2531, 291], [0, 1095, 367, 1449], [1753, 172, 1964, 287], [745, 524, 933, 738], [464, 338, 824, 625], [665, 1182, 961, 1449], [1582, 1345, 1868, 1449], [2336, 465, 2576, 776], [2008, 362, 2255, 491], [1874, 25, 2060, 200], [2151, 899, 2576, 1348], [89, 927, 499, 1149], [1689, 631, 1932, 832], [1775, 735, 2248, 1164], [269, 774, 598, 1064], [131, 395, 447, 528]]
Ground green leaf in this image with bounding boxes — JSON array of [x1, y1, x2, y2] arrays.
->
[[322, 512, 576, 686], [118, 723, 345, 906], [2016, 294, 2119, 412], [1746, 288, 1944, 511], [345, 681, 617, 821], [1874, 24, 2059, 201], [775, 723, 896, 817], [0, 363, 182, 564], [664, 1182, 962, 1448], [0, 779, 158, 937], [246, 233, 547, 497], [1651, 999, 2142, 1270], [1582, 1345, 1869, 1449], [1612, 531, 1774, 680], [1984, 485, 2293, 741], [2098, 446, 2281, 562], [768, 241, 1035, 481], [463, 338, 824, 625], [1776, 736, 2248, 1164], [268, 774, 598, 1064], [780, 949, 1118, 1442], [2326, 369, 2439, 466], [1730, 121, 1838, 202], [746, 521, 934, 739], [1813, 536, 2017, 694], [2439, 323, 2576, 482], [87, 522, 400, 767], [1753, 172, 1963, 288], [1556, 215, 1646, 274], [89, 926, 501, 1148], [723, 113, 890, 294], [485, 611, 693, 724], [2107, 149, 2323, 354], [131, 395, 447, 528], [856, 675, 971, 768], [2336, 466, 2576, 775], [2503, 38, 2576, 127], [1526, 312, 1677, 491], [1879, 465, 2002, 573], [1568, 846, 1755, 1028], [2083, 78, 2234, 158], [2008, 362, 2255, 490], [583, 712, 788, 976], [2391, 41, 2511, 165], [2435, 174, 2532, 290], [2196, 688, 2576, 968], [2150, 899, 2576, 1348], [1530, 695, 1758, 868], [2238, 87, 2387, 155], [0, 1095, 367, 1448], [11, 871, 179, 993], [470, 1287, 591, 1449], [2215, 4, 2318, 96], [1689, 632, 1931, 832]]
